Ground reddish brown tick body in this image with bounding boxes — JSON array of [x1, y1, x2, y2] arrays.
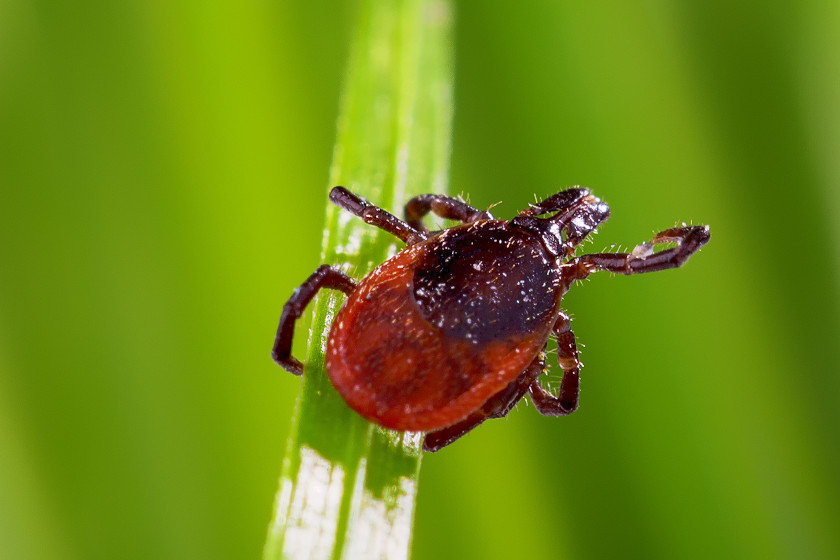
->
[[273, 187, 710, 451]]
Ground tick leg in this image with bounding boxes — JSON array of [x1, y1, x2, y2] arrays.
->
[[330, 186, 427, 245], [404, 194, 493, 232], [575, 225, 710, 277], [422, 353, 545, 452], [529, 313, 580, 416], [272, 265, 357, 376]]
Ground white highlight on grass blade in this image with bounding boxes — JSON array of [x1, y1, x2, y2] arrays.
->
[[342, 469, 417, 560], [339, 430, 423, 560], [319, 303, 337, 355], [274, 447, 346, 560]]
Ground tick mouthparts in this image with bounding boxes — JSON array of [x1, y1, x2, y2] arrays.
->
[[521, 188, 590, 218], [546, 193, 609, 225]]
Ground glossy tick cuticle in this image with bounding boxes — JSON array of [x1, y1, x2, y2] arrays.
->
[[272, 186, 710, 452]]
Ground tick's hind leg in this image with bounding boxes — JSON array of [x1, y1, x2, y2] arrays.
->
[[272, 265, 357, 375], [404, 194, 493, 232], [330, 186, 427, 245], [529, 312, 581, 416], [422, 353, 545, 452], [577, 225, 710, 276]]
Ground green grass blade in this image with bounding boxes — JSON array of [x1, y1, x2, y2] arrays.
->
[[263, 1, 453, 559]]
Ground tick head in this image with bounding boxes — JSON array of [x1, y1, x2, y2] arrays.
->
[[562, 193, 610, 250], [513, 191, 611, 259]]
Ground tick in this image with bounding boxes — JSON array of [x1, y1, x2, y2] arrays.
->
[[272, 186, 710, 451]]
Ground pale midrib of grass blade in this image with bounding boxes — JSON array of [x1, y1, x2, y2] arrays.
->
[[263, 1, 453, 559]]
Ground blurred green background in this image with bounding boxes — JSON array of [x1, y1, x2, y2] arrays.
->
[[2, 1, 839, 559]]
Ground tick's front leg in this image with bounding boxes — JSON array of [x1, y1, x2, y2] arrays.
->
[[272, 265, 357, 375], [529, 312, 581, 416], [577, 225, 710, 276], [330, 186, 427, 245]]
